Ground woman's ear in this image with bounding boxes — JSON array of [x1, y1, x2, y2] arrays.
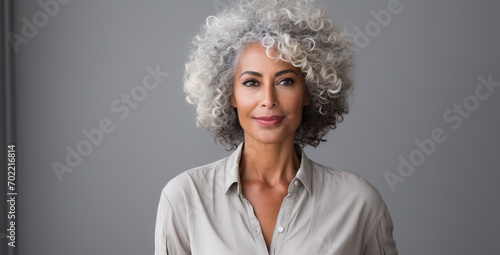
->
[[230, 96, 237, 108], [303, 92, 310, 106]]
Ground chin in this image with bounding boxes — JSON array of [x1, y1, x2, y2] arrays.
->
[[246, 132, 295, 145]]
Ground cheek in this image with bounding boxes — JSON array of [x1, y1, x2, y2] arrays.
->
[[233, 92, 257, 114], [282, 93, 307, 111]]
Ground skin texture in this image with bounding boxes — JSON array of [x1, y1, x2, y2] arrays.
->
[[231, 42, 310, 250]]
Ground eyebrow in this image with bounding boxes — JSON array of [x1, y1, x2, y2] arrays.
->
[[239, 69, 298, 79]]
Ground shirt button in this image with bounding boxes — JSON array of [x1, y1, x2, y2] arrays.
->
[[277, 226, 284, 233], [255, 228, 261, 235], [294, 180, 299, 185]]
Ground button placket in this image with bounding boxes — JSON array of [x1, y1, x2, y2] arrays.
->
[[272, 191, 298, 254], [241, 196, 268, 254], [244, 200, 260, 235], [254, 227, 261, 235]]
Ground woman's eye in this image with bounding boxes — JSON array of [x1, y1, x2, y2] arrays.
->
[[278, 78, 294, 86], [243, 80, 259, 87]]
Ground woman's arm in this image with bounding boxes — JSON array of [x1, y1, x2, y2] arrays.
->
[[154, 189, 191, 255], [363, 205, 398, 255]]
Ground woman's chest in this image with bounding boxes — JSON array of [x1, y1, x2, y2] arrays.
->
[[242, 186, 289, 248]]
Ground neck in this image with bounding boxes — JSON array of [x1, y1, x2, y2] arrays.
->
[[239, 136, 301, 187]]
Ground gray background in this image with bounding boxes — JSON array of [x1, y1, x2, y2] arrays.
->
[[10, 0, 500, 254]]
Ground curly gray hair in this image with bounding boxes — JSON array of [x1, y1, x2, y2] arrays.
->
[[184, 0, 354, 149]]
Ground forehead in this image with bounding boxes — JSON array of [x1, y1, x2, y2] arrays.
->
[[235, 42, 300, 73]]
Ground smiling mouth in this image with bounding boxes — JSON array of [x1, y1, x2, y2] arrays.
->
[[253, 116, 285, 126]]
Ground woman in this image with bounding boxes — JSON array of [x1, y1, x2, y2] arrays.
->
[[155, 0, 398, 254]]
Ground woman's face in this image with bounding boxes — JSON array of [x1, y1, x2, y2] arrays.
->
[[231, 42, 310, 146]]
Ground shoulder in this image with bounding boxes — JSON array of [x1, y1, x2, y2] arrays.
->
[[310, 160, 384, 211], [309, 160, 391, 238], [161, 157, 229, 203]]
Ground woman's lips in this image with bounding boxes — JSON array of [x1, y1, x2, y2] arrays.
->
[[253, 116, 285, 126]]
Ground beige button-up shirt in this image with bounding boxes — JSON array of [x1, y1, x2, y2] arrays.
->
[[154, 143, 398, 255]]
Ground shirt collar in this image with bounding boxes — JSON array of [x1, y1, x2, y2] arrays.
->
[[224, 142, 313, 196]]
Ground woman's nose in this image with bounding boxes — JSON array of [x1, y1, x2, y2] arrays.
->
[[260, 82, 278, 108]]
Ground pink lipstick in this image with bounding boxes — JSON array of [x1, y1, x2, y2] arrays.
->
[[253, 116, 284, 126]]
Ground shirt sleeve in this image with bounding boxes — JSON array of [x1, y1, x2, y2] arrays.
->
[[154, 189, 191, 255], [363, 205, 398, 255]]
